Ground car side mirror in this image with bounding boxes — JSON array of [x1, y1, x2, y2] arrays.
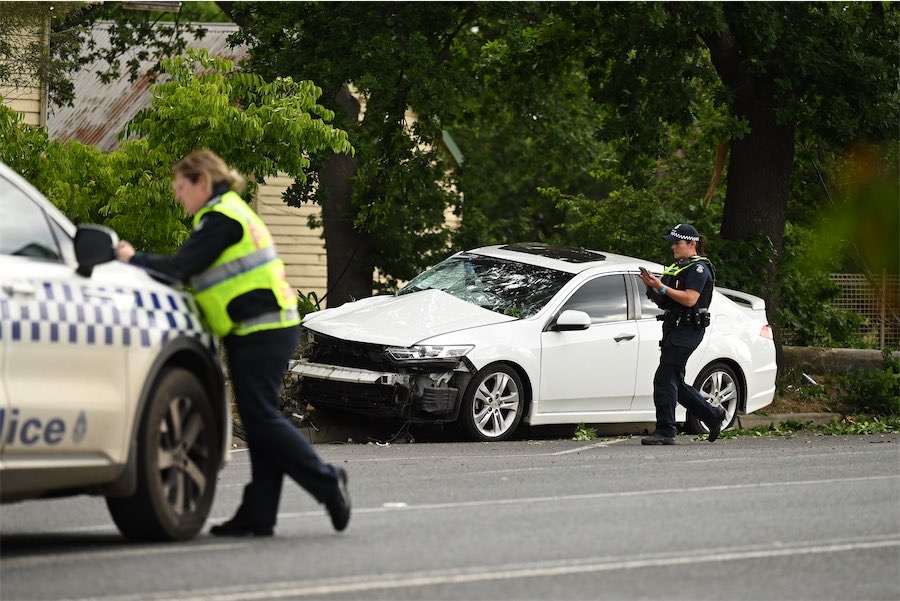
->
[[553, 310, 592, 331], [74, 224, 118, 277]]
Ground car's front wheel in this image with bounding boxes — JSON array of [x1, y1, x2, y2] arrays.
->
[[459, 363, 525, 442], [686, 362, 741, 435], [107, 367, 220, 541]]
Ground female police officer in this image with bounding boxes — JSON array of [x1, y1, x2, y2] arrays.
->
[[637, 223, 727, 445], [117, 150, 350, 536]]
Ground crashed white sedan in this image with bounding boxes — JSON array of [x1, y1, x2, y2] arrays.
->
[[294, 243, 776, 441]]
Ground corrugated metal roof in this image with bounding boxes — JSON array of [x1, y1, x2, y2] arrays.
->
[[48, 22, 246, 151]]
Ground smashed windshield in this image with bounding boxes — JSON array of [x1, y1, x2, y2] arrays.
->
[[397, 253, 574, 318]]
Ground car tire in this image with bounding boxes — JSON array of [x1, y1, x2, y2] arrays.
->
[[458, 363, 525, 442], [106, 367, 220, 541], [685, 362, 741, 435]]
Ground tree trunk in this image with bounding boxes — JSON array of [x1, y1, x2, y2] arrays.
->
[[720, 78, 795, 368], [720, 84, 794, 251], [319, 86, 375, 308], [701, 9, 796, 369]]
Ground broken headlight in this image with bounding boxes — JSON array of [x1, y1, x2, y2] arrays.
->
[[385, 345, 473, 364]]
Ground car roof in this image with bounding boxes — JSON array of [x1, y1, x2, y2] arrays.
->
[[465, 243, 662, 274]]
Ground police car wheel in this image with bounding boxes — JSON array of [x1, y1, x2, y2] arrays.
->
[[106, 367, 220, 541], [686, 362, 741, 435], [458, 363, 525, 442]]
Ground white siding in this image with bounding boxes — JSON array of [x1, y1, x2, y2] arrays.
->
[[251, 175, 328, 302], [0, 26, 47, 127]]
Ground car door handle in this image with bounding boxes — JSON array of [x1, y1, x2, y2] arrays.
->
[[614, 334, 635, 342], [84, 290, 135, 311]]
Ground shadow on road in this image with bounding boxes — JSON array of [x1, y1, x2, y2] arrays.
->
[[0, 532, 131, 559]]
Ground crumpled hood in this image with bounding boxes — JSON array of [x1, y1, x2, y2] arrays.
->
[[302, 289, 515, 346]]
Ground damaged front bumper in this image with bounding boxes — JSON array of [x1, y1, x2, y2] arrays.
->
[[288, 358, 473, 422]]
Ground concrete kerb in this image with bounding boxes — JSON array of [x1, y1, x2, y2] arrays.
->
[[736, 412, 840, 430]]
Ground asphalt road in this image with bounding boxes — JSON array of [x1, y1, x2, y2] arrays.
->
[[2, 434, 898, 601]]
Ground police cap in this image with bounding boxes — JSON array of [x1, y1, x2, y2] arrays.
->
[[663, 223, 700, 243]]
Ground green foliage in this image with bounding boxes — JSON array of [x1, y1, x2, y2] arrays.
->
[[127, 49, 352, 186], [1, 48, 352, 257], [231, 2, 482, 291], [821, 415, 900, 435], [446, 6, 609, 251], [0, 2, 87, 108], [297, 290, 322, 318], [719, 416, 900, 438], [573, 423, 597, 442], [777, 223, 864, 346], [832, 351, 900, 416], [730, 420, 811, 438], [48, 2, 212, 107]]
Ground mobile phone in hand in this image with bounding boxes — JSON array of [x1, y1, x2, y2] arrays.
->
[[639, 266, 651, 277]]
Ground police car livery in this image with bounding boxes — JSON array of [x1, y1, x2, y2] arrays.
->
[[0, 162, 229, 541]]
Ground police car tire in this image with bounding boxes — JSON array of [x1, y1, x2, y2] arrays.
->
[[106, 367, 220, 541], [458, 363, 525, 442], [685, 362, 741, 435]]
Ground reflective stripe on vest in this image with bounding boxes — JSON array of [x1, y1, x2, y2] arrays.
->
[[234, 307, 301, 335], [663, 256, 710, 277], [191, 246, 278, 292]]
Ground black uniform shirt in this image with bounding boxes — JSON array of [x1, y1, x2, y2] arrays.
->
[[129, 188, 281, 324], [673, 257, 713, 302]]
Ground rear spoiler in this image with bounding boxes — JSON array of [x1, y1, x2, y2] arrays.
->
[[715, 287, 766, 311]]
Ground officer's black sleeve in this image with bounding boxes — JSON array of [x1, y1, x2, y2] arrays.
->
[[682, 262, 712, 294], [129, 212, 243, 283], [646, 286, 665, 306]]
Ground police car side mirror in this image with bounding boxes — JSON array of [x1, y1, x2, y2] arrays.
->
[[74, 224, 118, 278], [553, 310, 592, 331]]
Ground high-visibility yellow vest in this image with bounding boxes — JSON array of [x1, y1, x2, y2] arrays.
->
[[662, 256, 711, 278], [190, 191, 299, 337]]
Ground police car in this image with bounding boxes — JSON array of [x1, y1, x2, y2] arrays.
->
[[0, 162, 228, 541]]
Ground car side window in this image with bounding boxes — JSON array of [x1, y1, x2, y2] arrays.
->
[[631, 274, 665, 319], [0, 177, 63, 261], [559, 274, 628, 324]]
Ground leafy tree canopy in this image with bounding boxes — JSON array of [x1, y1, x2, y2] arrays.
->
[[229, 2, 483, 292], [0, 49, 351, 255], [0, 1, 230, 108]]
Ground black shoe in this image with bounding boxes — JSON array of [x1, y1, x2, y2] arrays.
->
[[641, 434, 675, 445], [326, 467, 351, 532], [210, 519, 274, 537], [706, 406, 727, 442]]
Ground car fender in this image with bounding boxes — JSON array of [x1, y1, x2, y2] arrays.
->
[[99, 335, 226, 497], [420, 319, 541, 418]]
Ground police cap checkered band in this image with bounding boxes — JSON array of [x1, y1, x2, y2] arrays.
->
[[663, 223, 700, 243]]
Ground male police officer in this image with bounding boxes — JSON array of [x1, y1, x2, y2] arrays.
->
[[637, 224, 727, 445]]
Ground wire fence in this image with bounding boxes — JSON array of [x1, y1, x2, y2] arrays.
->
[[829, 273, 900, 349]]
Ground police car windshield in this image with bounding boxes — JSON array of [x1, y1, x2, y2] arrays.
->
[[397, 253, 573, 318]]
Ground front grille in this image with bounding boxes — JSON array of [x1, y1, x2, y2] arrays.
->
[[301, 379, 408, 417], [304, 331, 392, 371]]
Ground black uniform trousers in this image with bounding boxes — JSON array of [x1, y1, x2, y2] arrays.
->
[[652, 326, 720, 438], [223, 325, 340, 528]]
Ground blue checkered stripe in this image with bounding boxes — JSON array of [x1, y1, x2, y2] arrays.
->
[[0, 281, 214, 350]]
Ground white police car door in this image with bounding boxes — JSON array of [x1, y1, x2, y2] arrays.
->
[[539, 274, 639, 413], [0, 174, 127, 467]]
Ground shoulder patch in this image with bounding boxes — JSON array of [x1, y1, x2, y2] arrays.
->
[[695, 264, 704, 273]]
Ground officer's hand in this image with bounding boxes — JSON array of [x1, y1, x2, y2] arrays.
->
[[638, 270, 662, 289], [117, 240, 135, 262]]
